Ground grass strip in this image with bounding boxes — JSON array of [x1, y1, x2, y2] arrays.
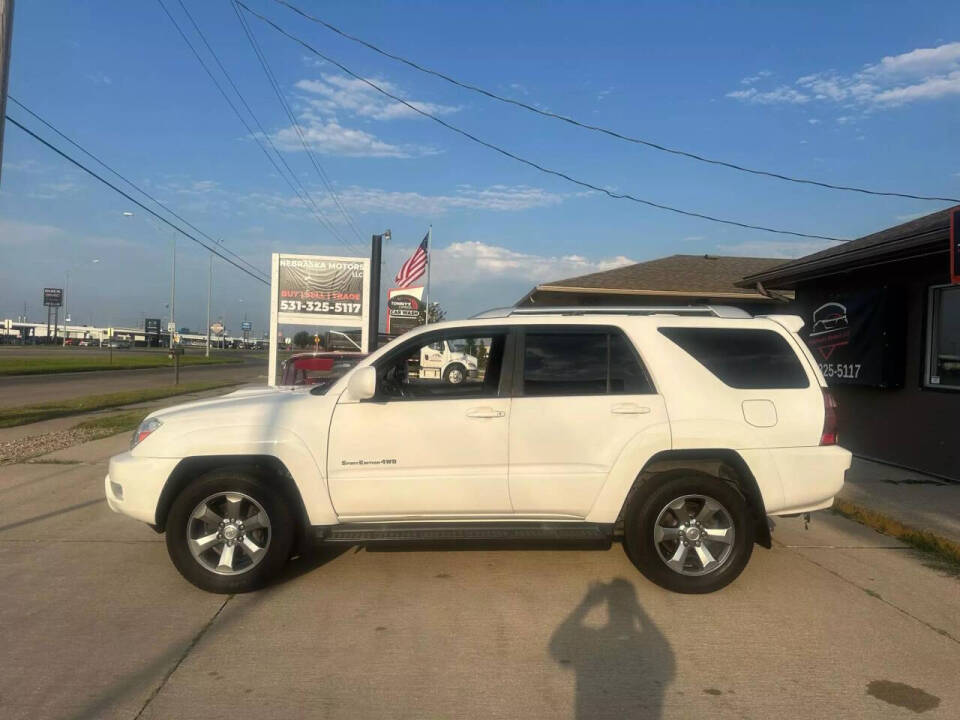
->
[[0, 354, 242, 376], [833, 498, 960, 568], [0, 381, 240, 428], [72, 410, 150, 435]]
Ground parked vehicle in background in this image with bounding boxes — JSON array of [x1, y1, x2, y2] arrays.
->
[[106, 306, 850, 595], [418, 338, 479, 384], [101, 339, 131, 349], [78, 339, 93, 347], [280, 352, 366, 389]]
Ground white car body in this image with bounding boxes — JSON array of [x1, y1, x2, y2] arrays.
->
[[106, 308, 850, 591]]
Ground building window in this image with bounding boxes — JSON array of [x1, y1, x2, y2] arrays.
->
[[926, 285, 960, 389]]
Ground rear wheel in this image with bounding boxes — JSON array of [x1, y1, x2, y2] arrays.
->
[[166, 468, 294, 593], [624, 470, 754, 594]]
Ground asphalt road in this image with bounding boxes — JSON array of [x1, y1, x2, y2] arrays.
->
[[1, 434, 958, 719], [0, 357, 267, 409]]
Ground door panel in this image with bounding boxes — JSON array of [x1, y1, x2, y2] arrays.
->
[[328, 398, 511, 517], [508, 395, 668, 516]]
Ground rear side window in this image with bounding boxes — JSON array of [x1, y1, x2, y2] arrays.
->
[[522, 330, 654, 396], [658, 327, 809, 389]]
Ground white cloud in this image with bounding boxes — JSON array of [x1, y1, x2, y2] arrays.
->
[[247, 184, 574, 217], [295, 74, 459, 121], [739, 70, 772, 86], [85, 72, 112, 86], [430, 241, 633, 283], [27, 181, 80, 200], [728, 41, 960, 109], [716, 239, 838, 259], [270, 117, 430, 158], [808, 118, 821, 125]]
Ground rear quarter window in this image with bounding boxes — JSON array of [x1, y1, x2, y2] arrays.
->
[[658, 327, 809, 389]]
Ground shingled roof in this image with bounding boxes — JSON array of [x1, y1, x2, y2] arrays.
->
[[738, 206, 957, 289], [532, 254, 787, 299]]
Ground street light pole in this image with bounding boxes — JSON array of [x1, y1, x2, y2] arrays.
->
[[169, 235, 176, 349], [206, 252, 212, 357], [0, 0, 14, 188]]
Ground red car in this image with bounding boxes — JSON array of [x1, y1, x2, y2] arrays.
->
[[279, 352, 366, 390]]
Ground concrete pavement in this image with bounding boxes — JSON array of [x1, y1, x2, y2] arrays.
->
[[1, 436, 958, 719]]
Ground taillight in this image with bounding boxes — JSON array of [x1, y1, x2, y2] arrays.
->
[[820, 389, 838, 445]]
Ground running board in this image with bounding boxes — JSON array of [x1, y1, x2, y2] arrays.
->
[[317, 522, 613, 545]]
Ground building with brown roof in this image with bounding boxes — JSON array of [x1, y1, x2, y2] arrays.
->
[[517, 254, 792, 313]]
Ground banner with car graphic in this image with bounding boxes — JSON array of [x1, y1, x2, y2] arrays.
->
[[799, 287, 904, 388]]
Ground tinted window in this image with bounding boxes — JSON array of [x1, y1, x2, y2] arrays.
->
[[659, 327, 809, 389], [523, 331, 654, 396]]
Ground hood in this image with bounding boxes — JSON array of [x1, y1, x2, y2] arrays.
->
[[147, 384, 313, 423]]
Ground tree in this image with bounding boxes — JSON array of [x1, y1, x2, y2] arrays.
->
[[421, 301, 446, 324], [293, 331, 312, 348]]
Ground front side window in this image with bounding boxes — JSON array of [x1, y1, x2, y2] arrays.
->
[[659, 327, 809, 389], [521, 330, 654, 396], [927, 285, 960, 389], [378, 332, 506, 400]]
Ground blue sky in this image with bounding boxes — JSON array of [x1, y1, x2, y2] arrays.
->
[[2, 0, 959, 334]]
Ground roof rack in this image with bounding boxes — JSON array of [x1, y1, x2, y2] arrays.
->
[[470, 305, 752, 319]]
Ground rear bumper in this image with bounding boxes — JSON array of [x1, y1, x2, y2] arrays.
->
[[758, 445, 852, 516], [104, 452, 180, 525]]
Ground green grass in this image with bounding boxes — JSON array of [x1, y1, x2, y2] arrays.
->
[[0, 353, 242, 376], [833, 498, 960, 569], [72, 410, 150, 434], [0, 380, 240, 428]]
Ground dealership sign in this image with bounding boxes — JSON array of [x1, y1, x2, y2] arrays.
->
[[268, 253, 371, 386], [386, 286, 424, 335], [144, 318, 161, 336], [800, 287, 905, 388], [43, 288, 63, 307], [241, 321, 252, 331]]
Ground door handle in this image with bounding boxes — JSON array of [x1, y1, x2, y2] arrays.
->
[[466, 407, 505, 419], [611, 403, 651, 415]]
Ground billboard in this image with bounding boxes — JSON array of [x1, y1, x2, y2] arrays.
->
[[43, 288, 63, 307], [799, 286, 905, 388], [241, 321, 252, 331], [386, 286, 424, 335], [277, 255, 365, 319], [144, 318, 161, 336]]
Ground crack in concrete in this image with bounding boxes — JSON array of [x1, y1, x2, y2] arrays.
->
[[132, 594, 234, 720]]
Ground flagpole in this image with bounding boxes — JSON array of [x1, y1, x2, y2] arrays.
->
[[424, 225, 432, 326]]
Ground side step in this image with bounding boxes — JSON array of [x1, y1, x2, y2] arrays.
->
[[318, 521, 612, 545]]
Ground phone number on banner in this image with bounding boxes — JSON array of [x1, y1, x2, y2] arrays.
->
[[280, 300, 362, 314]]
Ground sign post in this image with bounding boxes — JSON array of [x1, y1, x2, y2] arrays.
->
[[145, 318, 161, 347], [950, 207, 959, 285], [268, 253, 370, 386], [43, 287, 62, 344]]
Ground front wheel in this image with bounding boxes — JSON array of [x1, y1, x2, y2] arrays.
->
[[165, 468, 294, 593], [624, 470, 754, 594], [443, 363, 467, 385]]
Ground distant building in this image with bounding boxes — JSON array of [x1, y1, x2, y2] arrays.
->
[[517, 254, 792, 313]]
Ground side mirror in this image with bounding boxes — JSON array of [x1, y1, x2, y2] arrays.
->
[[346, 366, 377, 401]]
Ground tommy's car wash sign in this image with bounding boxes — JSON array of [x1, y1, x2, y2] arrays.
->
[[386, 286, 424, 335], [799, 286, 905, 388]]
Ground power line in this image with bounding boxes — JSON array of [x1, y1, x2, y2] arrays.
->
[[239, 3, 846, 243], [231, 0, 366, 244], [273, 0, 960, 206], [156, 0, 359, 254], [6, 114, 270, 285], [8, 95, 269, 280]]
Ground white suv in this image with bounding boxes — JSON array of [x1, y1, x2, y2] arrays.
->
[[106, 306, 850, 594]]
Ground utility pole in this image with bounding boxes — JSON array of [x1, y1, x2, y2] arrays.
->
[[62, 269, 69, 346], [368, 229, 390, 352], [206, 252, 212, 358], [0, 0, 14, 187], [169, 235, 176, 349]]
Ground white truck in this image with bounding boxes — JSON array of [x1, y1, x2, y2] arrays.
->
[[418, 338, 479, 384], [106, 306, 850, 595]]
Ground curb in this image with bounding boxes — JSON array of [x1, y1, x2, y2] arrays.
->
[[833, 497, 960, 567]]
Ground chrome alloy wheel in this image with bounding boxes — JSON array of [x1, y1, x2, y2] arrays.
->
[[186, 492, 271, 576], [446, 367, 465, 384], [653, 494, 735, 576]]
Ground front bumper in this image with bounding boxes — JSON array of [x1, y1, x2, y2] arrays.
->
[[104, 451, 180, 525]]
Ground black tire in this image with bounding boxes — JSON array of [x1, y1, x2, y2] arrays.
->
[[165, 467, 295, 593], [443, 363, 467, 385], [624, 470, 754, 594]]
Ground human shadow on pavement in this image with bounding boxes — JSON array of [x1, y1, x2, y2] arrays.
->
[[549, 578, 674, 720]]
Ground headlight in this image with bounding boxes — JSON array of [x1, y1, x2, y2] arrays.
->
[[131, 417, 163, 449]]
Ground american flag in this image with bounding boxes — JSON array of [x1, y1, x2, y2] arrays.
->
[[394, 233, 429, 289]]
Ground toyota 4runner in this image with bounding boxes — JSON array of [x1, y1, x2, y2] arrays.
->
[[105, 306, 850, 594]]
